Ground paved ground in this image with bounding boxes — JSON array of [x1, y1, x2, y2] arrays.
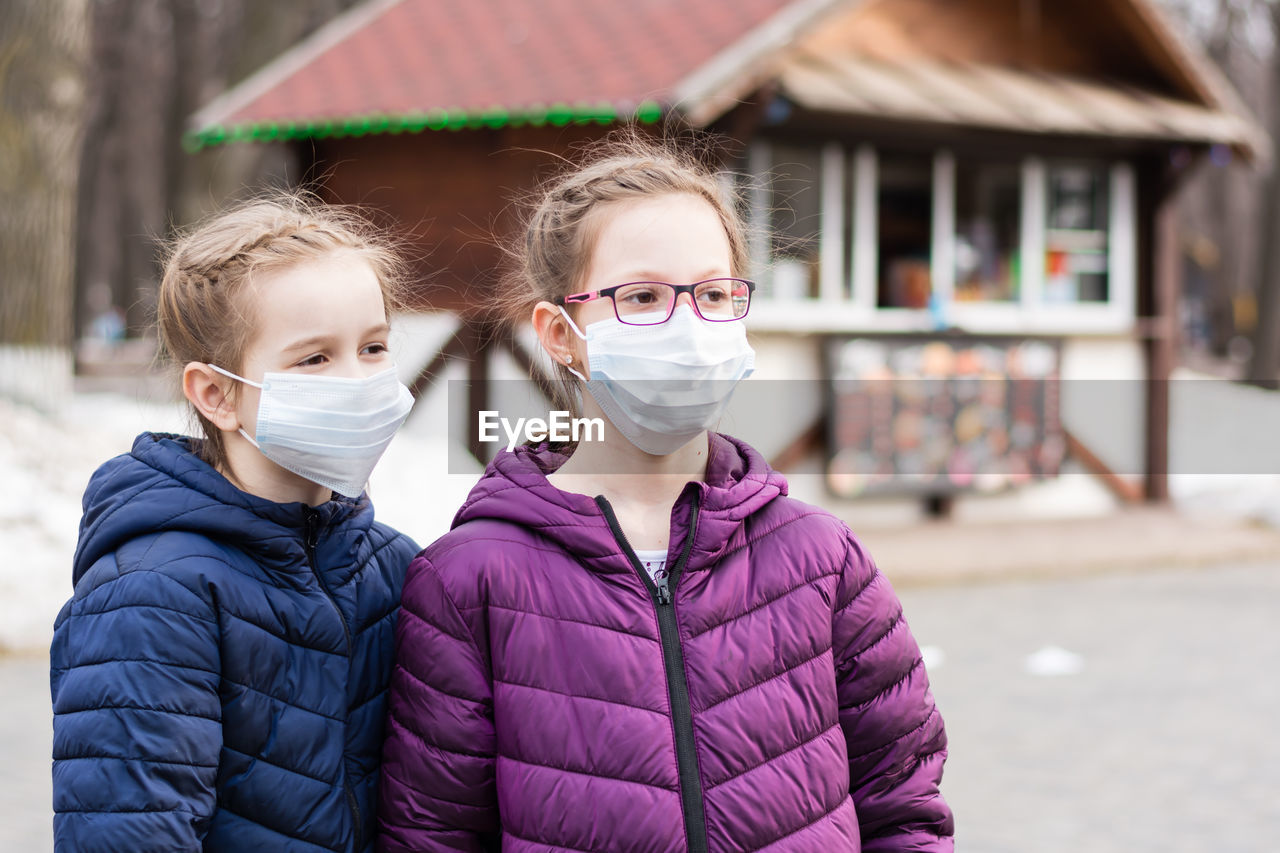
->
[[898, 560, 1280, 852], [2, 652, 52, 853], [6, 560, 1278, 852]]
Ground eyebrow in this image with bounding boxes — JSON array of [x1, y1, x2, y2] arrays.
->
[[280, 335, 331, 353], [280, 323, 390, 353], [615, 270, 732, 283]]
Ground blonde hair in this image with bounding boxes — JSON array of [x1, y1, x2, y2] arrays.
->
[[503, 129, 749, 417], [156, 190, 410, 468]]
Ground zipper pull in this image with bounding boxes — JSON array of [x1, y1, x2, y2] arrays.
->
[[303, 508, 319, 550], [655, 575, 672, 606]]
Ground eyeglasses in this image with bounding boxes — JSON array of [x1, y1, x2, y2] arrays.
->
[[556, 278, 755, 325]]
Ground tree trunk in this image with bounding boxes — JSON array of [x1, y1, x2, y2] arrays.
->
[[73, 0, 364, 350], [1247, 4, 1280, 388], [0, 0, 89, 350], [1204, 0, 1240, 357]]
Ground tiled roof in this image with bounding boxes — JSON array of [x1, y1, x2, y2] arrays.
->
[[188, 0, 800, 148], [186, 0, 1263, 162]]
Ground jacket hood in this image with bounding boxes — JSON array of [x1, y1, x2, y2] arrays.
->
[[72, 432, 372, 584], [451, 432, 787, 573]]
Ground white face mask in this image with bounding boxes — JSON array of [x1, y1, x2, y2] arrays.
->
[[561, 305, 755, 455], [208, 364, 415, 498]]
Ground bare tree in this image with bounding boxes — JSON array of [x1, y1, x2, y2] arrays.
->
[[1159, 0, 1280, 383], [1202, 0, 1248, 357], [0, 0, 89, 351], [1249, 0, 1280, 387], [73, 0, 363, 347]]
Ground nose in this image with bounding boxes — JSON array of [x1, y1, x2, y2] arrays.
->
[[357, 354, 393, 379], [673, 290, 697, 315], [334, 353, 375, 379]]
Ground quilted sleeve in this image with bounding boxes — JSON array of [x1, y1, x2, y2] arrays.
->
[[832, 530, 954, 852], [50, 554, 222, 852], [378, 554, 499, 852]]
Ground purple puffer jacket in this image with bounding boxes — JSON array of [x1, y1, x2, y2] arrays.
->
[[379, 434, 953, 852]]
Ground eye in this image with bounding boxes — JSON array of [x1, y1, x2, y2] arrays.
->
[[297, 353, 327, 367], [696, 282, 730, 303], [362, 342, 389, 356], [616, 283, 665, 305]]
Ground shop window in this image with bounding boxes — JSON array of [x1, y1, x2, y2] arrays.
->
[[877, 152, 934, 309], [1044, 164, 1110, 303], [745, 139, 1135, 333], [954, 161, 1021, 303]]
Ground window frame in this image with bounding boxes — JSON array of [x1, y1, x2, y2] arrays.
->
[[744, 140, 1138, 335]]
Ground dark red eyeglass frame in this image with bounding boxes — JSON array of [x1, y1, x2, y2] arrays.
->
[[554, 278, 756, 324]]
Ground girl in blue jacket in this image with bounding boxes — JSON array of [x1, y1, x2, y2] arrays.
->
[[50, 193, 421, 852]]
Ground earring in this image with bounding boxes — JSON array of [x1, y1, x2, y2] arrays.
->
[[565, 354, 573, 364]]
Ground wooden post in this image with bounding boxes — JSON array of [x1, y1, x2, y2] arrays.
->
[[1145, 176, 1179, 502], [1251, 174, 1280, 387]]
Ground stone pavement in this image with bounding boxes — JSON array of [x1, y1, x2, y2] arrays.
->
[[850, 505, 1280, 587]]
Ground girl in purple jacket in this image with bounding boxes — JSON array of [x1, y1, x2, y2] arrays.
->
[[379, 134, 954, 852]]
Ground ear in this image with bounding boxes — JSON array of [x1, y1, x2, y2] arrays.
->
[[182, 363, 240, 432], [532, 300, 585, 373]]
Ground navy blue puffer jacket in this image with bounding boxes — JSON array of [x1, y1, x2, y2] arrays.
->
[[51, 432, 419, 852]]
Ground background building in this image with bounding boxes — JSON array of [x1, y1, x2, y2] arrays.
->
[[186, 0, 1265, 511]]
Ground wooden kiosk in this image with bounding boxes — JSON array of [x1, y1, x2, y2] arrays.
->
[[189, 0, 1265, 504]]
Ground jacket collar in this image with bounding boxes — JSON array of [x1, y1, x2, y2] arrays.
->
[[74, 432, 370, 583], [451, 432, 786, 574]]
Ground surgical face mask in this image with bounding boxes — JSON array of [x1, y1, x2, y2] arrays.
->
[[561, 305, 755, 455], [208, 364, 414, 498]]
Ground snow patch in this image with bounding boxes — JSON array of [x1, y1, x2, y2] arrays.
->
[[1024, 646, 1084, 677], [920, 645, 946, 670]]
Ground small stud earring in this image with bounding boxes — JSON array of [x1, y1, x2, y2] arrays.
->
[[565, 354, 573, 364]]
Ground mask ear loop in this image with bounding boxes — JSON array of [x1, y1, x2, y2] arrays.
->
[[557, 307, 588, 381], [206, 363, 263, 389], [206, 363, 263, 448]]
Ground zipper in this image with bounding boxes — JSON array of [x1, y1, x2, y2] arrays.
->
[[302, 507, 363, 848], [596, 492, 707, 853]]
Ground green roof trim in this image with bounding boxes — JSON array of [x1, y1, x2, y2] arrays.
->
[[183, 100, 664, 152]]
